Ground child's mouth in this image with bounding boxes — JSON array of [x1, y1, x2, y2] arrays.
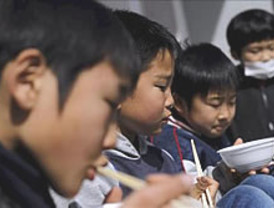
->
[[162, 116, 169, 123], [214, 124, 228, 132]]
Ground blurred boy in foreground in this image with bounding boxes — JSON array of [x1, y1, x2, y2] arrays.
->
[[0, 0, 192, 207]]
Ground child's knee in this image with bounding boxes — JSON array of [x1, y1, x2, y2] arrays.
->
[[217, 185, 274, 208]]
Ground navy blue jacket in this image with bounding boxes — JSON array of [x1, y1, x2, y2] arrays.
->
[[0, 142, 55, 208], [227, 65, 274, 142], [105, 134, 179, 198], [150, 117, 228, 173]]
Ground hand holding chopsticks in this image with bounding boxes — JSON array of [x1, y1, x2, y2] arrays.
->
[[191, 139, 215, 208], [97, 166, 202, 208], [97, 166, 146, 190]]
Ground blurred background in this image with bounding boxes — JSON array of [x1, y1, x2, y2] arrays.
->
[[99, 0, 274, 61]]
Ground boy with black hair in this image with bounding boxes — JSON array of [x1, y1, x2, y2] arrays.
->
[[152, 43, 237, 174], [92, 11, 223, 206], [152, 43, 274, 207], [104, 10, 180, 198], [0, 0, 193, 207], [57, 10, 213, 207], [226, 9, 274, 142]]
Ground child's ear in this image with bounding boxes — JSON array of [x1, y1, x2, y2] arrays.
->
[[6, 49, 47, 110], [230, 50, 240, 60], [173, 93, 188, 116]]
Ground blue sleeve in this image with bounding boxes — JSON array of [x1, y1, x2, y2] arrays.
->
[[153, 124, 221, 172]]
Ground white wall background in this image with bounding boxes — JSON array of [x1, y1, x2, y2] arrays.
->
[[99, 0, 274, 61]]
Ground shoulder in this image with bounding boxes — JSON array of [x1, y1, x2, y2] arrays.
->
[[146, 142, 174, 160], [145, 142, 178, 171], [154, 124, 174, 139], [0, 186, 21, 208], [153, 124, 193, 144], [145, 142, 167, 157]]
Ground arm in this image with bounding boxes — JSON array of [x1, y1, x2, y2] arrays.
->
[[190, 176, 219, 204], [122, 173, 193, 208]]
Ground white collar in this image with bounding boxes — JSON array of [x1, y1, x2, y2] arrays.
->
[[168, 116, 200, 136], [107, 133, 148, 160]]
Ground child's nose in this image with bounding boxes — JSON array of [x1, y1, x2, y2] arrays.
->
[[218, 105, 231, 121], [103, 123, 117, 150], [261, 50, 272, 62], [165, 88, 174, 110]]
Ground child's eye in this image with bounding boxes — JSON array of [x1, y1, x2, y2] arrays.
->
[[249, 49, 260, 54], [105, 99, 118, 110], [269, 46, 274, 51], [210, 103, 221, 108], [208, 101, 222, 108], [155, 85, 167, 92], [229, 99, 236, 106]]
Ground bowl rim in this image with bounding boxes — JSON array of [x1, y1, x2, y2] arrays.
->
[[217, 137, 274, 154]]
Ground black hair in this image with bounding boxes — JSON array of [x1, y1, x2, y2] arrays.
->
[[172, 43, 239, 108], [0, 0, 140, 107], [227, 9, 274, 57], [114, 10, 179, 71]]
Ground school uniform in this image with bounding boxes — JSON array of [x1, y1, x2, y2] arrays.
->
[[227, 65, 274, 142], [151, 115, 227, 178], [50, 162, 119, 208], [150, 114, 248, 197], [0, 142, 55, 208], [104, 133, 179, 198]]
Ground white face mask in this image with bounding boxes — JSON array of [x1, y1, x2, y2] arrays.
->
[[244, 59, 274, 80]]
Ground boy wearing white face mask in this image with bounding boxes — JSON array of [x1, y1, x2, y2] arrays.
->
[[226, 9, 274, 143]]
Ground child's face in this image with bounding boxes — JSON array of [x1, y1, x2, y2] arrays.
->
[[180, 90, 236, 138], [22, 62, 129, 197], [119, 49, 174, 135], [241, 39, 274, 62]]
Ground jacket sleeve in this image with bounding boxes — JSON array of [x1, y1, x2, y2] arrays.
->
[[212, 161, 239, 195]]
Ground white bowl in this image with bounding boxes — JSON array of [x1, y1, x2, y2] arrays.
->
[[217, 137, 274, 173]]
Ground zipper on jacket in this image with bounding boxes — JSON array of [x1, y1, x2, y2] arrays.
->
[[261, 86, 274, 131]]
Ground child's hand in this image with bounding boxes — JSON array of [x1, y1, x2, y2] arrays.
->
[[104, 186, 123, 203], [122, 173, 193, 208], [190, 176, 219, 204]]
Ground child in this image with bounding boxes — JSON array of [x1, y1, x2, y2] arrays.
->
[[95, 11, 274, 208], [59, 10, 216, 207], [152, 43, 237, 175], [0, 0, 193, 207], [152, 43, 274, 207], [226, 9, 274, 142], [104, 10, 181, 198]]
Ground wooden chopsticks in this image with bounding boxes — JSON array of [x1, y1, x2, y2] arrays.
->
[[191, 139, 215, 208], [97, 166, 145, 190], [97, 166, 202, 208]]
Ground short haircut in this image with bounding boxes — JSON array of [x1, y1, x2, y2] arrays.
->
[[114, 10, 179, 71], [172, 43, 239, 108], [0, 0, 141, 107], [227, 9, 274, 57]]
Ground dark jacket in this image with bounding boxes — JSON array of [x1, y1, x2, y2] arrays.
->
[[105, 134, 179, 198], [227, 65, 274, 142], [151, 117, 226, 173], [0, 142, 55, 208], [151, 116, 236, 195]]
